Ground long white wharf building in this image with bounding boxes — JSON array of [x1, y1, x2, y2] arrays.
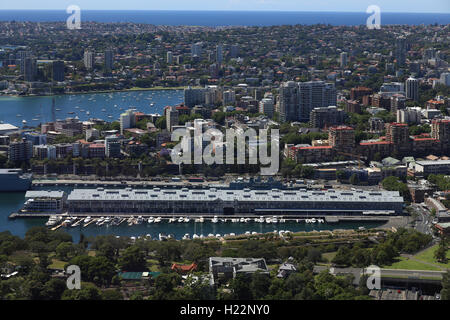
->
[[66, 187, 404, 215]]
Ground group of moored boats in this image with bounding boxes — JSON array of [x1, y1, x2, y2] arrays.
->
[[45, 215, 326, 230]]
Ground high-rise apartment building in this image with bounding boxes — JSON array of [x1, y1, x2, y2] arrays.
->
[[52, 60, 65, 82], [104, 49, 114, 71], [298, 81, 336, 122], [405, 77, 419, 101], [395, 36, 406, 66], [340, 52, 348, 68], [184, 87, 206, 107], [278, 81, 299, 122], [167, 51, 173, 64], [83, 50, 94, 70], [216, 44, 223, 65], [105, 135, 121, 158], [166, 106, 179, 132], [395, 36, 407, 66], [259, 98, 274, 118], [431, 119, 450, 143], [8, 140, 33, 162], [191, 42, 202, 57], [23, 57, 37, 82], [120, 109, 137, 134], [310, 106, 346, 129], [328, 126, 355, 153]]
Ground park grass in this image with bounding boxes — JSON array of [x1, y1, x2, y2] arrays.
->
[[413, 245, 450, 269], [322, 251, 337, 263], [146, 258, 161, 272], [384, 256, 442, 271], [49, 259, 66, 270]]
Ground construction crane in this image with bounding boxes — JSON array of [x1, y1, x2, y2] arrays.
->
[[336, 151, 366, 169]]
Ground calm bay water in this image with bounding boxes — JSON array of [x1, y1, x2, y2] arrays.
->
[[0, 89, 183, 127], [0, 186, 384, 242], [0, 10, 448, 26]]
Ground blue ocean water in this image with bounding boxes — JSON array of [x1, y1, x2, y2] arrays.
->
[[0, 10, 448, 26], [0, 90, 183, 127]]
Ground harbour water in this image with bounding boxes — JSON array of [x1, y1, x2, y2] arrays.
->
[[0, 187, 385, 242], [0, 89, 184, 127]]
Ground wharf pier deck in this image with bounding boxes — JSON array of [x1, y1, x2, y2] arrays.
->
[[9, 212, 393, 223]]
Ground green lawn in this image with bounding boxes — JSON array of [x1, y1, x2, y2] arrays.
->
[[322, 251, 337, 263], [383, 257, 442, 271], [49, 259, 67, 270], [413, 245, 450, 269]]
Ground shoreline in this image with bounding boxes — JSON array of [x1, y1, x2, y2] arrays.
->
[[0, 86, 190, 99]]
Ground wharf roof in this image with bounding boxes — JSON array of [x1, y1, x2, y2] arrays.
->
[[25, 190, 65, 199], [66, 187, 403, 203]]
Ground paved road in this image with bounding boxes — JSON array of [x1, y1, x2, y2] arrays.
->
[[410, 203, 435, 236], [313, 265, 445, 282]]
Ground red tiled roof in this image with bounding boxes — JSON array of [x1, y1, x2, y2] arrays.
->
[[296, 146, 333, 150], [359, 141, 392, 146], [171, 263, 198, 273]]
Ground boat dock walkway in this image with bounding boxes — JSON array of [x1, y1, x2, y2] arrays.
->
[[9, 212, 393, 223]]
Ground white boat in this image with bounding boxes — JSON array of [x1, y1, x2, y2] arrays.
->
[[199, 216, 204, 223], [168, 217, 175, 223], [148, 217, 154, 223], [211, 216, 219, 223], [252, 231, 258, 235], [45, 215, 59, 227], [245, 231, 251, 235], [182, 233, 190, 240], [280, 218, 286, 223], [207, 233, 214, 238], [155, 217, 161, 223], [215, 234, 221, 238], [272, 216, 278, 223], [22, 120, 27, 125], [240, 217, 245, 223], [178, 217, 184, 223], [192, 234, 199, 239], [136, 216, 144, 224], [310, 218, 317, 223], [229, 233, 235, 236], [96, 217, 105, 225], [184, 217, 190, 223], [265, 217, 272, 223], [158, 233, 167, 241]]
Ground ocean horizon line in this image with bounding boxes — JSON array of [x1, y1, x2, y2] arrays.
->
[[0, 9, 449, 14]]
